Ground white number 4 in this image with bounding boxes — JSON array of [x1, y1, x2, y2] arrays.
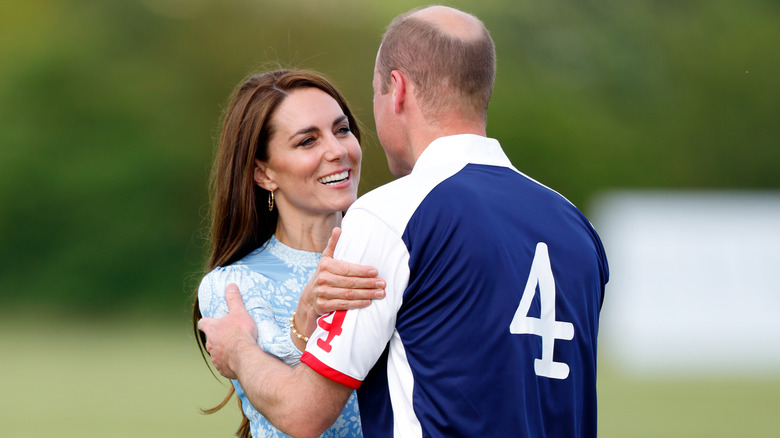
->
[[509, 242, 574, 379]]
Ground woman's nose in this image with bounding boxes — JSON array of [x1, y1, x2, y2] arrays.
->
[[323, 134, 348, 160]]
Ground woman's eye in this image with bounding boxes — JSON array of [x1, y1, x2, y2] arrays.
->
[[298, 137, 315, 147], [336, 126, 351, 135]]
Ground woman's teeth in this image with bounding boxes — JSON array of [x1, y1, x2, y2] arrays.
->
[[319, 171, 349, 185]]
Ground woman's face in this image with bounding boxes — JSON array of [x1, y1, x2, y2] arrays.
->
[[258, 87, 361, 221]]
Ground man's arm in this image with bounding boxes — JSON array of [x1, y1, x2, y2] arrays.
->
[[198, 284, 354, 438], [292, 227, 385, 350]]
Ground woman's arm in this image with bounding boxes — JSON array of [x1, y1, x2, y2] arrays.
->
[[292, 227, 386, 350], [199, 284, 353, 438]]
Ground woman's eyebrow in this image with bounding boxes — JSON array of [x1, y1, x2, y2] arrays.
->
[[288, 126, 319, 141], [332, 115, 348, 127], [288, 115, 348, 141]]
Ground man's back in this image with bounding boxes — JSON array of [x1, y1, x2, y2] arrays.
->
[[305, 135, 609, 437]]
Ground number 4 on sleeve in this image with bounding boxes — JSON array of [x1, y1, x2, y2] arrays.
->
[[317, 310, 347, 353]]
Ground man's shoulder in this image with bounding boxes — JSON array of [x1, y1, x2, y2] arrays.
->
[[347, 166, 459, 232], [352, 175, 416, 209]]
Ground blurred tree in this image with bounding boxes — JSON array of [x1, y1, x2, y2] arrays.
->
[[0, 0, 777, 316]]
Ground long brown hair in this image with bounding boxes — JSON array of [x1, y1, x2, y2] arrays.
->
[[192, 69, 361, 437]]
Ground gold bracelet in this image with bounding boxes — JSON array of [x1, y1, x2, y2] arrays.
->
[[289, 311, 309, 343]]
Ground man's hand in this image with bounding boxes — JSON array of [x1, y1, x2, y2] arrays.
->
[[197, 283, 257, 379], [296, 227, 386, 336]]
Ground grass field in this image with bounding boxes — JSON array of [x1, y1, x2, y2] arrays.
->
[[1, 314, 241, 438], [2, 314, 779, 437], [597, 365, 780, 437]]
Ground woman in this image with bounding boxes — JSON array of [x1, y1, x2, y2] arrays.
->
[[193, 70, 383, 438]]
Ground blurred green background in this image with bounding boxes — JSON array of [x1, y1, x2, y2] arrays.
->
[[1, 0, 778, 436]]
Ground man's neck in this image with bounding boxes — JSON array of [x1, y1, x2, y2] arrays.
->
[[408, 119, 487, 166]]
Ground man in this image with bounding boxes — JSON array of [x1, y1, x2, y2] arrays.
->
[[199, 5, 609, 437]]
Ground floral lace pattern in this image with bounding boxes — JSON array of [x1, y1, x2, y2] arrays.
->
[[199, 236, 363, 438]]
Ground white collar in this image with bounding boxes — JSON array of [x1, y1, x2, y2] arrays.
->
[[411, 134, 512, 174]]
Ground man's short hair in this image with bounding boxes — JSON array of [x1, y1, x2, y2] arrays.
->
[[377, 8, 496, 123]]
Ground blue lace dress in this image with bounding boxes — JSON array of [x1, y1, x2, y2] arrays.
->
[[198, 236, 363, 438]]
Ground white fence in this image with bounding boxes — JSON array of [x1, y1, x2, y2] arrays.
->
[[592, 191, 780, 378]]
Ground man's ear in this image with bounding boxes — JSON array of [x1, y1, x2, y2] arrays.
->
[[253, 159, 275, 191], [390, 70, 406, 114]]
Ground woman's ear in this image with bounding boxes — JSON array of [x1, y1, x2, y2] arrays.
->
[[254, 159, 275, 191]]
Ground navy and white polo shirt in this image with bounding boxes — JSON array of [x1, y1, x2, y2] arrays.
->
[[301, 134, 609, 438]]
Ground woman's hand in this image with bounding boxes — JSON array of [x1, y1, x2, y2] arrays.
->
[[293, 227, 385, 348]]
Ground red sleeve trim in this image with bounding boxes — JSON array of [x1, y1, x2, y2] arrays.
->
[[301, 352, 362, 390]]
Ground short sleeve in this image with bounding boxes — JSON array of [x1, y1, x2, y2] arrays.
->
[[302, 208, 410, 386], [198, 266, 302, 366]]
